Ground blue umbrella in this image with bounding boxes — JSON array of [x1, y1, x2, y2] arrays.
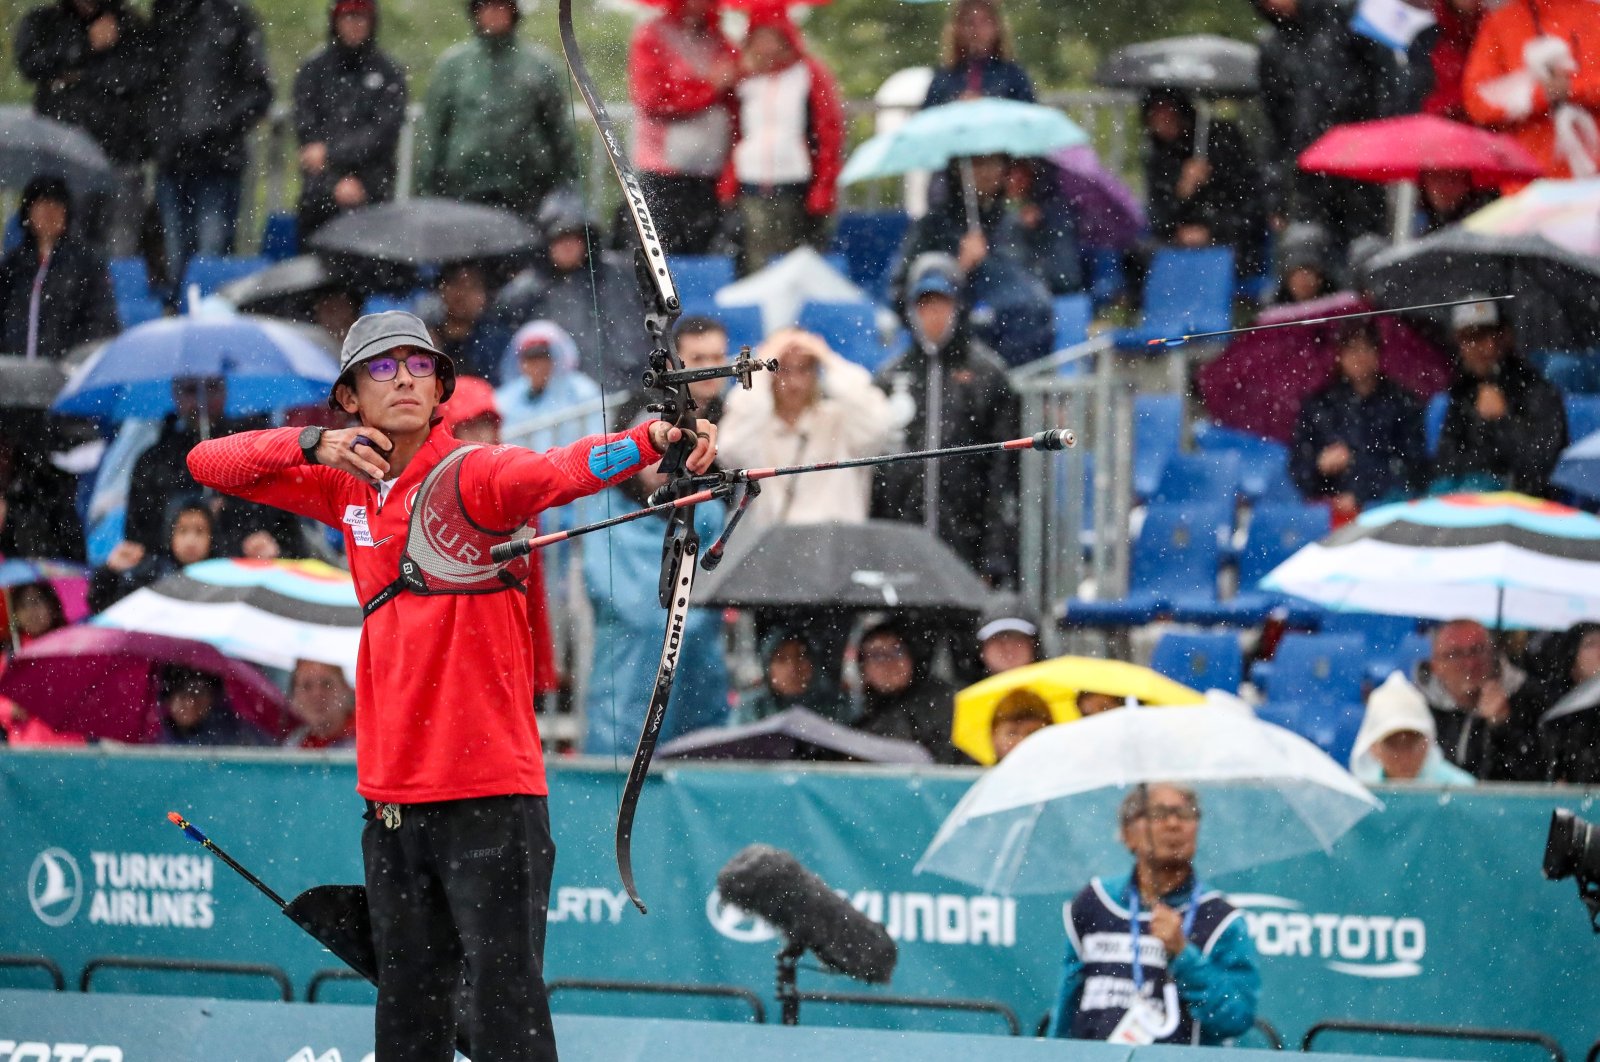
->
[[1555, 429, 1600, 500], [51, 314, 340, 420], [840, 99, 1089, 184]]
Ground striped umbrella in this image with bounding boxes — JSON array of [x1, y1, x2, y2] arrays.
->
[[1261, 492, 1600, 630], [95, 558, 360, 677]]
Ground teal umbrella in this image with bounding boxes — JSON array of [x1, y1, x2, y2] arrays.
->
[[840, 98, 1089, 184]]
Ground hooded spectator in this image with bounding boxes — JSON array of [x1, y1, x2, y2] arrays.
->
[[4, 581, 68, 650], [88, 496, 215, 613], [923, 0, 1036, 106], [852, 617, 965, 763], [483, 196, 650, 391], [292, 0, 407, 237], [1418, 169, 1498, 233], [414, 0, 579, 219], [721, 4, 846, 273], [873, 253, 1020, 585], [1141, 88, 1264, 277], [1274, 223, 1340, 305], [1412, 618, 1545, 780], [1353, 672, 1477, 785], [156, 664, 269, 746], [1432, 297, 1567, 497], [628, 0, 742, 254], [731, 627, 852, 725], [284, 659, 356, 749], [1538, 623, 1600, 784], [493, 321, 603, 446], [146, 0, 273, 286], [417, 262, 499, 381], [438, 374, 503, 444], [0, 174, 119, 361]]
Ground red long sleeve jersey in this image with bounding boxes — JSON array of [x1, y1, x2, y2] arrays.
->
[[188, 421, 662, 803]]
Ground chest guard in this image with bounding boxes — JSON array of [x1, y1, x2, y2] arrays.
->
[[361, 444, 531, 619]]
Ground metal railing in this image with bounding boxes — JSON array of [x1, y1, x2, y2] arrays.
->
[[1302, 1019, 1568, 1062], [305, 967, 372, 1003], [79, 955, 295, 1002], [548, 977, 767, 1023], [0, 954, 66, 991], [792, 989, 1022, 1036]]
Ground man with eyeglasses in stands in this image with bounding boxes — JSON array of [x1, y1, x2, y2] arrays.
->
[[1046, 783, 1259, 1046], [187, 310, 717, 1061]]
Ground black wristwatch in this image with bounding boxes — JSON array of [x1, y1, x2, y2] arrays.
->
[[298, 426, 325, 466]]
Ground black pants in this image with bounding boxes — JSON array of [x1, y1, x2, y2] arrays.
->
[[363, 795, 558, 1062], [636, 172, 723, 255]]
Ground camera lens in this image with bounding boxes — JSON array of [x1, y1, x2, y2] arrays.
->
[[1545, 808, 1600, 881]]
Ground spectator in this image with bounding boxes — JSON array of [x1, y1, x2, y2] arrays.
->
[[721, 4, 845, 273], [308, 284, 363, 350], [437, 374, 502, 444], [628, 0, 741, 254], [156, 664, 268, 746], [719, 328, 892, 528], [923, 0, 1035, 106], [486, 196, 649, 391], [1352, 671, 1477, 785], [0, 413, 87, 561], [1, 696, 85, 745], [990, 687, 1051, 763], [852, 617, 964, 763], [1423, 0, 1486, 121], [1432, 298, 1567, 497], [5, 581, 68, 649], [414, 0, 578, 220], [146, 0, 273, 288], [873, 253, 1020, 585], [1140, 88, 1264, 278], [729, 628, 852, 725], [1251, 0, 1386, 247], [1417, 169, 1497, 233], [583, 401, 729, 757], [1462, 0, 1600, 178], [1046, 784, 1260, 1043], [0, 174, 119, 361], [1077, 690, 1125, 716], [675, 315, 734, 424], [283, 659, 356, 749], [1539, 623, 1600, 784], [123, 377, 305, 560], [1290, 319, 1427, 521], [494, 321, 603, 445], [418, 262, 499, 381], [88, 496, 214, 613], [1273, 223, 1340, 306], [292, 0, 407, 239], [1413, 618, 1544, 780], [974, 595, 1042, 677], [14, 0, 151, 255]]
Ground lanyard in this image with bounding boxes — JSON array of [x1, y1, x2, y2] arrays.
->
[[1126, 878, 1203, 992]]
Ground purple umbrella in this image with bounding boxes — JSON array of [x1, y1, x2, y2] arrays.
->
[[1049, 145, 1146, 250], [0, 627, 289, 743], [1196, 291, 1455, 442]]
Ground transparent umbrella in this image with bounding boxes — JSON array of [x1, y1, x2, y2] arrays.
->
[[915, 694, 1381, 895]]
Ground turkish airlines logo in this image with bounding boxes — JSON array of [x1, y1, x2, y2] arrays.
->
[[28, 848, 83, 927]]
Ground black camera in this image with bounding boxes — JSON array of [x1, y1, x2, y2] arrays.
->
[[1543, 808, 1600, 932]]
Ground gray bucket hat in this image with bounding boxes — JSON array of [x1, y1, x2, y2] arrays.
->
[[330, 310, 456, 409]]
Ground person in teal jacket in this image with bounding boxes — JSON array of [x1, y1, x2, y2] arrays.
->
[[1047, 784, 1260, 1045], [413, 0, 579, 219]]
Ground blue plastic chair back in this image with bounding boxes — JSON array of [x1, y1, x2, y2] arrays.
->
[[1296, 699, 1365, 763], [1317, 611, 1417, 656], [1140, 246, 1235, 337], [668, 255, 736, 304], [1149, 631, 1243, 693], [1052, 293, 1092, 350], [1540, 353, 1600, 394], [1566, 395, 1600, 444], [361, 293, 418, 316], [1130, 502, 1228, 600], [1365, 631, 1433, 687], [1088, 248, 1126, 308], [1154, 449, 1242, 506], [182, 255, 269, 297], [1240, 503, 1330, 589], [830, 211, 910, 298], [1425, 392, 1449, 454], [108, 257, 151, 301], [260, 212, 299, 261], [1192, 421, 1295, 503], [1133, 393, 1184, 500], [682, 299, 764, 352], [797, 300, 892, 372], [1259, 632, 1368, 704]]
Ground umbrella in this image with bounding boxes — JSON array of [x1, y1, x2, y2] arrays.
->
[[94, 558, 361, 678], [1049, 145, 1146, 250], [1361, 226, 1600, 354], [0, 356, 69, 410], [1555, 429, 1600, 500], [692, 520, 991, 611], [1460, 178, 1600, 257], [307, 198, 540, 266], [0, 626, 289, 743], [840, 99, 1089, 184], [0, 558, 91, 627], [50, 312, 340, 421], [659, 707, 933, 763], [1261, 492, 1600, 630], [1094, 35, 1259, 96], [216, 254, 343, 315], [952, 656, 1201, 766], [1299, 115, 1544, 186], [916, 695, 1380, 895], [0, 106, 113, 192], [1195, 291, 1453, 443]]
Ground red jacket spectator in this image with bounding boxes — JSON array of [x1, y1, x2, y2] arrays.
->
[[1423, 0, 1486, 121], [1463, 0, 1600, 177], [628, 0, 740, 178]]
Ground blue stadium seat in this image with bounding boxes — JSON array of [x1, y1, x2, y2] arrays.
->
[[1364, 631, 1432, 687], [668, 255, 736, 304], [796, 300, 894, 372], [1540, 353, 1600, 394], [1171, 502, 1329, 626], [1293, 699, 1365, 764], [1052, 293, 1092, 351], [1425, 392, 1448, 454], [1087, 248, 1126, 308], [1252, 632, 1368, 706], [1316, 611, 1417, 657], [182, 255, 269, 297], [1149, 631, 1244, 694], [1153, 449, 1242, 507], [831, 211, 910, 299], [117, 297, 165, 327], [1566, 395, 1600, 444], [1133, 394, 1184, 500], [1192, 422, 1297, 503], [260, 212, 299, 261], [681, 299, 764, 353], [108, 257, 151, 301], [362, 293, 418, 316], [1064, 501, 1228, 627], [1115, 247, 1235, 350]]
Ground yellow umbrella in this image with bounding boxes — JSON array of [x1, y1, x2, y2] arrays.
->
[[952, 656, 1201, 765]]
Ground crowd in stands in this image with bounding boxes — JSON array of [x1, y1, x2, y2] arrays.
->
[[3, 0, 1600, 796]]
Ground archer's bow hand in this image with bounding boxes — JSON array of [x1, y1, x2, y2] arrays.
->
[[648, 418, 719, 476]]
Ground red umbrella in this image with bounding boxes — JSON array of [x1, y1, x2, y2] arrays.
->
[[1299, 114, 1544, 186], [0, 627, 289, 743]]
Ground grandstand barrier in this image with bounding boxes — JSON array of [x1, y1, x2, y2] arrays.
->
[[80, 956, 294, 1002], [1303, 1020, 1567, 1062], [304, 967, 367, 1004], [0, 955, 64, 992], [3, 748, 1597, 1056], [792, 990, 1021, 1036], [548, 978, 766, 1024]]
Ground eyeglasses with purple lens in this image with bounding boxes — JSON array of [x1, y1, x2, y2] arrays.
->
[[364, 352, 438, 382]]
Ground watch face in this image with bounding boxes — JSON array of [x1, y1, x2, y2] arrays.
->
[[300, 427, 323, 451]]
